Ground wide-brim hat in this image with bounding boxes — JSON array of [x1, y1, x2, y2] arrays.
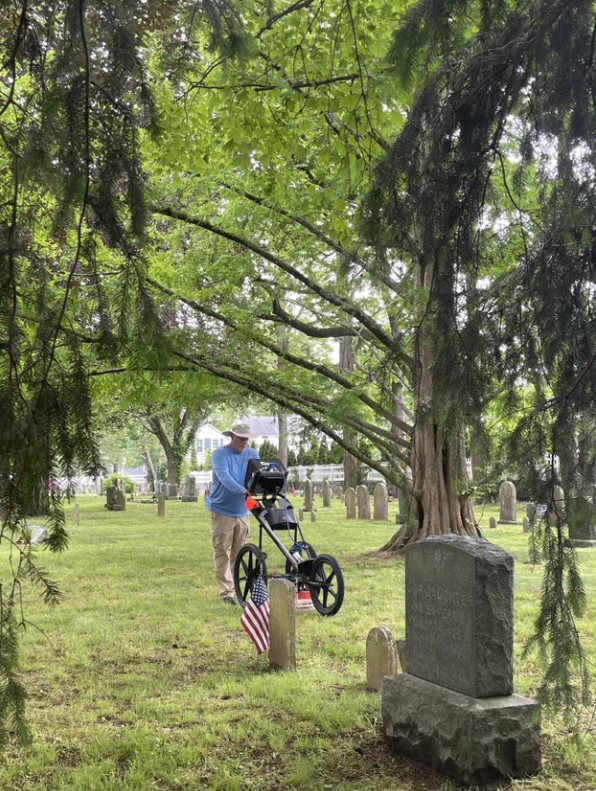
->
[[223, 419, 252, 439]]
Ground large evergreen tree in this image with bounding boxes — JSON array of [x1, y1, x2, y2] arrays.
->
[[0, 0, 243, 743]]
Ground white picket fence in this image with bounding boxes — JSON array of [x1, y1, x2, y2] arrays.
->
[[189, 464, 387, 487]]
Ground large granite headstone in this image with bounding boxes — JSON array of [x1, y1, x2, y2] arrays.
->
[[498, 480, 517, 524], [383, 535, 540, 785], [405, 536, 513, 697]]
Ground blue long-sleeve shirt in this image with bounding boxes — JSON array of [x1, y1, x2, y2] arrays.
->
[[206, 445, 260, 517]]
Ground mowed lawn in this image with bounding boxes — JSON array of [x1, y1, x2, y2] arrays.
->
[[0, 498, 595, 791]]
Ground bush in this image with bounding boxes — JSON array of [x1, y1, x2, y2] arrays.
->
[[102, 474, 135, 495]]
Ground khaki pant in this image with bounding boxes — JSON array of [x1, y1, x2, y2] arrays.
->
[[210, 512, 250, 599]]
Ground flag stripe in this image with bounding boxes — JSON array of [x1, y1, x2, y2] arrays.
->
[[243, 607, 269, 643], [242, 602, 270, 648], [240, 576, 270, 654]]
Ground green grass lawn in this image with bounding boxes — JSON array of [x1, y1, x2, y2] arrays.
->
[[0, 498, 595, 791]]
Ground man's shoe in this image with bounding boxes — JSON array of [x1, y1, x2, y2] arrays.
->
[[222, 596, 237, 605]]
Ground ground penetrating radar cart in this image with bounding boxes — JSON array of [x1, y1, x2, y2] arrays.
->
[[233, 460, 344, 616]]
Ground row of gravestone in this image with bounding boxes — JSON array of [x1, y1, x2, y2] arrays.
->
[[498, 480, 596, 547], [302, 479, 390, 520]]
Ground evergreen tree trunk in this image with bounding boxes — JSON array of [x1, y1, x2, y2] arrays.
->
[[380, 254, 480, 552], [393, 384, 411, 522], [21, 477, 50, 518]]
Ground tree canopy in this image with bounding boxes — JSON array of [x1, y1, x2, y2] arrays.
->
[[2, 0, 596, 738]]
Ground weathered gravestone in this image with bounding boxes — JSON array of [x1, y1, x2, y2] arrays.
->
[[523, 517, 530, 533], [373, 482, 389, 521], [269, 578, 296, 671], [303, 480, 313, 512], [383, 535, 540, 785], [157, 491, 166, 517], [115, 489, 126, 511], [567, 493, 596, 548], [366, 626, 398, 691], [105, 485, 117, 510], [489, 516, 497, 529], [181, 475, 198, 503], [356, 484, 371, 520], [345, 487, 356, 519], [166, 483, 179, 500], [322, 479, 331, 508], [498, 480, 517, 524]]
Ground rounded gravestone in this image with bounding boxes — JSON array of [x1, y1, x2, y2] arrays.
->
[[498, 480, 517, 524]]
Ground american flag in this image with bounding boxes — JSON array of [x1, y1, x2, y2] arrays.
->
[[240, 575, 270, 654]]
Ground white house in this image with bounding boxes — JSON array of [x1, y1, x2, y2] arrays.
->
[[194, 423, 227, 465], [193, 417, 302, 466]]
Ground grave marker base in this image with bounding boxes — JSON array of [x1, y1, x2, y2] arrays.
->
[[383, 673, 541, 786]]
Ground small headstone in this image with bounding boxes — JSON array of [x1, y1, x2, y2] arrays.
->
[[527, 502, 537, 527], [181, 475, 198, 503], [345, 487, 356, 519], [322, 479, 331, 508], [522, 517, 530, 533], [498, 480, 517, 524], [489, 516, 497, 529], [366, 626, 398, 691], [303, 480, 313, 512], [73, 503, 80, 526], [157, 492, 166, 517], [310, 510, 317, 523], [373, 482, 389, 521], [269, 578, 296, 671], [356, 484, 371, 520]]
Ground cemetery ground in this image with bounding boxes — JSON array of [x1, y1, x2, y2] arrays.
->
[[0, 501, 595, 791]]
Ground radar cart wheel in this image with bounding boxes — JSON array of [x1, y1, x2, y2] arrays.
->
[[308, 554, 344, 616], [234, 544, 268, 608]]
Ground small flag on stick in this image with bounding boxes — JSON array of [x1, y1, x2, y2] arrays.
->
[[240, 576, 270, 654]]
